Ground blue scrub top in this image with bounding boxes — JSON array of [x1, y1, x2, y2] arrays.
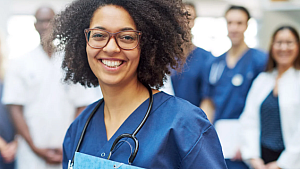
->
[[171, 47, 214, 106], [204, 48, 267, 122], [63, 92, 227, 169]]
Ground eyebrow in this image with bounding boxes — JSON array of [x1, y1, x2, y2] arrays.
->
[[93, 26, 135, 31]]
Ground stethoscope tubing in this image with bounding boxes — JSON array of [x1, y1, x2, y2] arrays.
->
[[69, 84, 153, 167]]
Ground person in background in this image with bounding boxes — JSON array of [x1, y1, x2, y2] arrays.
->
[[49, 0, 227, 168], [240, 25, 300, 169], [0, 34, 17, 169], [171, 2, 214, 107], [2, 6, 100, 169], [200, 5, 267, 169]]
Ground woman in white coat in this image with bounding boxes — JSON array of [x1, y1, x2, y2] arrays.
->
[[240, 25, 300, 169]]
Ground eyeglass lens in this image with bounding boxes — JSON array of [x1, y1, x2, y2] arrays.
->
[[273, 41, 297, 48], [87, 30, 139, 49]]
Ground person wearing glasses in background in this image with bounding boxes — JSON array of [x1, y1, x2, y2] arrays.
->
[[240, 26, 300, 169], [200, 5, 267, 169], [2, 7, 100, 169], [171, 2, 214, 107], [49, 0, 228, 168]]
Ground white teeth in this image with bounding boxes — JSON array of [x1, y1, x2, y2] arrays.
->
[[101, 60, 123, 67]]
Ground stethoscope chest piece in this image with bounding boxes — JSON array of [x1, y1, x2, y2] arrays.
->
[[231, 74, 243, 87]]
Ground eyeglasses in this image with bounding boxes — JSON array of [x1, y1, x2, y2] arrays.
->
[[84, 28, 142, 50], [273, 41, 297, 49]]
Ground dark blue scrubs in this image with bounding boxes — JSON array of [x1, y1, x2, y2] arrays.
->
[[0, 83, 16, 169], [171, 47, 214, 106], [63, 92, 227, 169], [203, 48, 267, 169]]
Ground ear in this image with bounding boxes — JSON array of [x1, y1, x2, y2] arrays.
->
[[34, 22, 38, 31]]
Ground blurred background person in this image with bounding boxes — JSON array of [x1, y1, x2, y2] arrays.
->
[[171, 2, 214, 107], [0, 33, 17, 169], [2, 6, 100, 169], [240, 25, 300, 169], [200, 5, 267, 169]]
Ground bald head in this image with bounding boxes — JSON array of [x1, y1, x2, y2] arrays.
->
[[34, 7, 55, 39]]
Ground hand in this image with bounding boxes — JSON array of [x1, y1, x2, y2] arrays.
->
[[266, 161, 281, 169], [250, 158, 267, 169], [1, 140, 18, 163], [46, 148, 63, 164], [232, 149, 242, 161], [32, 147, 62, 164]]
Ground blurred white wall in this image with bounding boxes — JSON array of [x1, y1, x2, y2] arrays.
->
[[260, 10, 300, 51], [1, 0, 300, 57]]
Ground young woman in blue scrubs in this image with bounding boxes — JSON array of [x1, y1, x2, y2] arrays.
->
[[200, 6, 267, 169], [50, 0, 227, 168]]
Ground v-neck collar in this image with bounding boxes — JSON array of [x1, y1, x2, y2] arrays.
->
[[224, 48, 252, 70], [96, 92, 157, 148]]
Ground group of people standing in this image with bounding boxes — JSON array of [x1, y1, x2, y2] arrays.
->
[[171, 3, 300, 169], [0, 0, 300, 169]]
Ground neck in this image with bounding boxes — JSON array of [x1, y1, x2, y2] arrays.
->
[[277, 65, 292, 78], [228, 41, 248, 58], [100, 79, 150, 123], [41, 40, 53, 58], [184, 44, 196, 58]]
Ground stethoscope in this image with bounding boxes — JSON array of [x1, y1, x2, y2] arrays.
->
[[209, 52, 252, 87], [68, 85, 153, 169]]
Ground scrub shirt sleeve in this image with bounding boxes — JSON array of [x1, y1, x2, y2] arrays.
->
[[179, 126, 227, 169], [254, 51, 268, 77], [62, 124, 74, 169], [68, 84, 102, 108], [200, 59, 213, 99], [2, 59, 27, 105]]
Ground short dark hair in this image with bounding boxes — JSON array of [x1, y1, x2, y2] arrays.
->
[[225, 5, 251, 21], [50, 0, 190, 89], [266, 25, 300, 72]]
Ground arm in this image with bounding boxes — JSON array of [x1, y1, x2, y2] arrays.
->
[[8, 105, 33, 149], [8, 105, 61, 164], [179, 126, 227, 169], [200, 99, 215, 123]]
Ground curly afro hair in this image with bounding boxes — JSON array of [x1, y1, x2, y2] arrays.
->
[[51, 0, 191, 89]]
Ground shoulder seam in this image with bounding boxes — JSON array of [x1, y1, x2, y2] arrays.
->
[[178, 125, 213, 169]]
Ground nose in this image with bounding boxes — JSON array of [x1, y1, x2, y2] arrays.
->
[[280, 43, 289, 50], [102, 36, 121, 54]]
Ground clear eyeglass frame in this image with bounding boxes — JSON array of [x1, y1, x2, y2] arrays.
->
[[84, 28, 142, 50]]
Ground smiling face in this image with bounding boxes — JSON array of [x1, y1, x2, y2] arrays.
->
[[86, 5, 141, 87], [272, 29, 299, 69], [225, 9, 248, 46]]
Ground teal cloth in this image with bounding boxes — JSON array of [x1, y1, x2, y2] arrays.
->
[[74, 152, 145, 169]]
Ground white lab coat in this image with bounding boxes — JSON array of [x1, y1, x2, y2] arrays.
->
[[239, 67, 300, 168], [2, 45, 102, 169]]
